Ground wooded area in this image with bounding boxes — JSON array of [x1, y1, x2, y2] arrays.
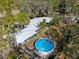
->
[[0, 0, 79, 59]]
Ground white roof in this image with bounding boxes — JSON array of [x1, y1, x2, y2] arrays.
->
[[15, 31, 37, 44], [30, 17, 52, 26], [13, 17, 52, 44]]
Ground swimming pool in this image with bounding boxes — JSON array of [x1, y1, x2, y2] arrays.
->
[[35, 38, 55, 52]]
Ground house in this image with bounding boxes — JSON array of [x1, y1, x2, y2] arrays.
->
[[12, 17, 56, 58], [12, 17, 53, 45]]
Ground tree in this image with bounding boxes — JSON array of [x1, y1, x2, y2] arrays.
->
[[0, 0, 15, 15], [38, 19, 47, 29], [13, 12, 30, 25], [0, 11, 30, 50], [58, 0, 67, 15]]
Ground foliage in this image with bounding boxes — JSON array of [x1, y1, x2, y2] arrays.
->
[[7, 51, 18, 59], [49, 21, 79, 59], [53, 15, 63, 24], [0, 0, 15, 16], [38, 19, 48, 28], [0, 0, 79, 59], [49, 0, 59, 7], [63, 24, 79, 59], [0, 0, 14, 10], [0, 11, 30, 49], [13, 12, 30, 24]]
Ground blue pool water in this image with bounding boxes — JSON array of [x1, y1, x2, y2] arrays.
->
[[35, 38, 55, 52]]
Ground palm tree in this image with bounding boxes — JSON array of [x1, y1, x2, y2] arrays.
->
[[38, 19, 48, 29]]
